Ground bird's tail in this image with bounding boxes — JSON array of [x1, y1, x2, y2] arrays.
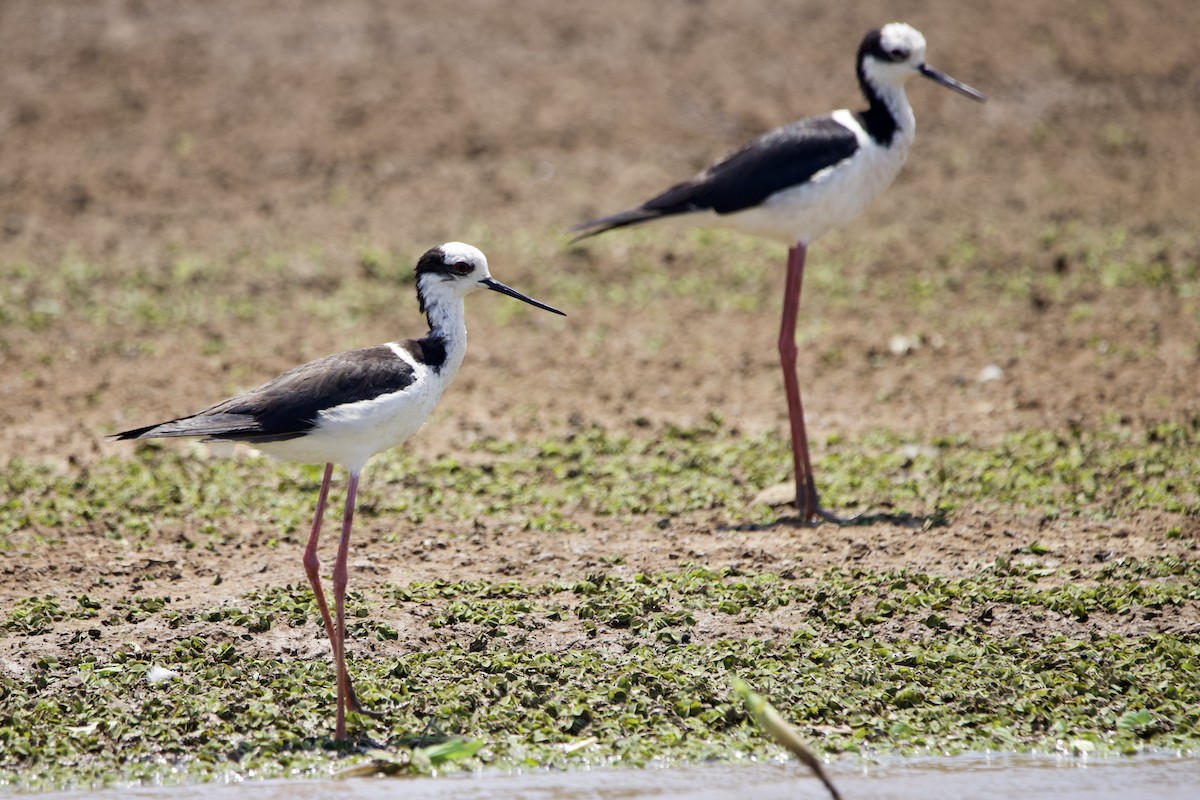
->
[[111, 413, 263, 442], [567, 207, 666, 242]]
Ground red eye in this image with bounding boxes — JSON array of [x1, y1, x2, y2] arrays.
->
[[452, 261, 472, 274]]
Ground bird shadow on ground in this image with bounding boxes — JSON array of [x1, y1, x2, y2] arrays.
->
[[224, 733, 374, 762], [393, 719, 457, 750], [723, 507, 949, 533]]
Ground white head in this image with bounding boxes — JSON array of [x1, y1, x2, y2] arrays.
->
[[414, 242, 564, 318], [857, 23, 986, 102]]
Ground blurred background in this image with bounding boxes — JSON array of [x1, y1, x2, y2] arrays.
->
[[1, 0, 1197, 461]]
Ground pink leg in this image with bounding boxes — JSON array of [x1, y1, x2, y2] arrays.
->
[[302, 464, 377, 739], [302, 464, 338, 658], [331, 470, 360, 741], [779, 244, 845, 524]]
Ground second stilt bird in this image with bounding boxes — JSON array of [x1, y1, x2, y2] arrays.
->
[[571, 23, 985, 523], [114, 243, 564, 740]]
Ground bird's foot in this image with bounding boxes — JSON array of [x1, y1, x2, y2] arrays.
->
[[802, 502, 854, 526], [753, 481, 853, 526], [799, 485, 855, 526], [346, 679, 386, 721]]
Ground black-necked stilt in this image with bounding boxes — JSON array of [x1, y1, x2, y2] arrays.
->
[[571, 23, 985, 524], [113, 242, 565, 740]]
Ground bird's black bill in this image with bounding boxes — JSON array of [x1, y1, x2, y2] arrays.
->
[[919, 64, 987, 102], [482, 278, 566, 316]]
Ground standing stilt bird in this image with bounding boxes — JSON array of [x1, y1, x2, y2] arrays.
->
[[571, 23, 985, 523], [113, 243, 564, 740]]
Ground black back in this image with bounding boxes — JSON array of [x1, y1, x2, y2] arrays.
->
[[572, 116, 859, 238], [115, 344, 427, 444], [646, 116, 860, 214]]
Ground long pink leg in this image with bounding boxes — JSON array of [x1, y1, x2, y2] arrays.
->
[[779, 244, 845, 524], [331, 470, 360, 741], [302, 464, 377, 738], [302, 464, 337, 653]]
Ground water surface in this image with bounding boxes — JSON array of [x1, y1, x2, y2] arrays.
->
[[32, 753, 1199, 800]]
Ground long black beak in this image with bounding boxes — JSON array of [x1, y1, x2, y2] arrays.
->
[[482, 277, 566, 316], [919, 64, 987, 103]]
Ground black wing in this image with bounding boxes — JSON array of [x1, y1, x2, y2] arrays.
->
[[114, 344, 419, 444], [571, 115, 859, 239]]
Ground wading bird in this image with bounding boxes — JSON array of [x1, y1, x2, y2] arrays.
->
[[571, 23, 985, 523], [114, 242, 565, 739]]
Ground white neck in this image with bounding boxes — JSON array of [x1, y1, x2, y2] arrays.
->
[[855, 59, 919, 149], [880, 84, 916, 137], [418, 278, 470, 377]]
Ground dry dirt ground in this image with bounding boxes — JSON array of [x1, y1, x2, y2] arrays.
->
[[1, 0, 1198, 665]]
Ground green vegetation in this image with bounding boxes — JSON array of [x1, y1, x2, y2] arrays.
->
[[1, 417, 1198, 788], [558, 223, 1200, 315], [2, 225, 1195, 341], [2, 560, 1199, 789], [3, 419, 1198, 547]]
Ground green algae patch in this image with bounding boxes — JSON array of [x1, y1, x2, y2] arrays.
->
[[2, 420, 1197, 788], [4, 419, 1199, 548], [3, 562, 1199, 790]]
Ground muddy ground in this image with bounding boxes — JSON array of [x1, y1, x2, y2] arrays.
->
[[1, 0, 1198, 667]]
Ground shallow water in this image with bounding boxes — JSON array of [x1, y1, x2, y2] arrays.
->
[[31, 754, 1200, 800]]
